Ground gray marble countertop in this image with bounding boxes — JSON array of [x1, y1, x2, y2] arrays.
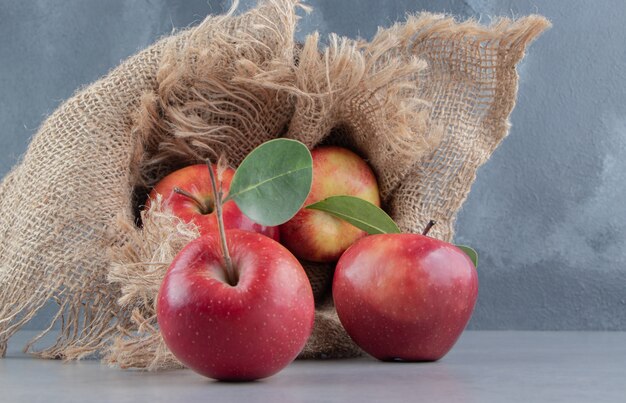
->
[[1, 331, 625, 402]]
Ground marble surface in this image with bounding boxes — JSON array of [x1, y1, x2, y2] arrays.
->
[[2, 330, 625, 402]]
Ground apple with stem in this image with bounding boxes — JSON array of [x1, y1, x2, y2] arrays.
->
[[146, 164, 279, 241], [157, 163, 314, 381], [332, 219, 478, 361], [157, 140, 315, 381], [280, 146, 380, 263]]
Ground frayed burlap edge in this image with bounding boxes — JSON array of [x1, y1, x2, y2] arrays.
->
[[106, 196, 198, 370], [390, 13, 551, 242], [0, 25, 178, 361]]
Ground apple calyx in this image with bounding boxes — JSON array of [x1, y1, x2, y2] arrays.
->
[[422, 220, 436, 236], [206, 160, 237, 286], [172, 187, 214, 215]]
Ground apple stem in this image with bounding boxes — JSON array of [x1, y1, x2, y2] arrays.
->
[[422, 220, 436, 236], [173, 187, 210, 214], [207, 160, 236, 286]]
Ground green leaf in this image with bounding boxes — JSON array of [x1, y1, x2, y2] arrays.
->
[[306, 195, 401, 235], [226, 139, 313, 226], [456, 245, 478, 268]]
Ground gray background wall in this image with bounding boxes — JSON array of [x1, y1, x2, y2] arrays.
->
[[1, 0, 624, 330]]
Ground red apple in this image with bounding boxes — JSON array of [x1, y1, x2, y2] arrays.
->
[[333, 233, 478, 361], [280, 146, 380, 262], [157, 229, 315, 381], [146, 164, 279, 241]]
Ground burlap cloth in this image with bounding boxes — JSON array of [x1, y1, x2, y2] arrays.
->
[[0, 0, 549, 368]]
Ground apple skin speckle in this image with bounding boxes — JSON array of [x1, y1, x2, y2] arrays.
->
[[157, 230, 315, 381], [333, 233, 478, 362]]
